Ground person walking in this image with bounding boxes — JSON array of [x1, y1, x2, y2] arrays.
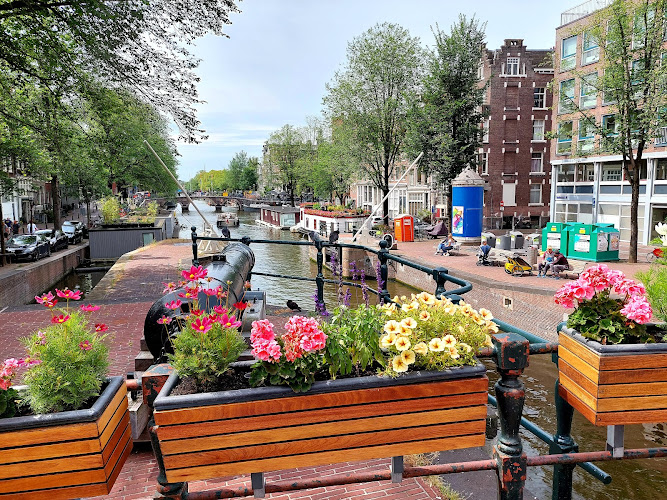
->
[[27, 220, 37, 234], [11, 220, 19, 235]]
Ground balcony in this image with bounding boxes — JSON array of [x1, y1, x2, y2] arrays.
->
[[561, 0, 612, 26]]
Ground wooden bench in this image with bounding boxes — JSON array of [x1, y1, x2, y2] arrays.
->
[[553, 259, 587, 279]]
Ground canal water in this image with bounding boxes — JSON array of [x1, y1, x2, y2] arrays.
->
[[35, 269, 107, 302], [176, 201, 666, 499]]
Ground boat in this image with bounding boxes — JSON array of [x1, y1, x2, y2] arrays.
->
[[217, 212, 239, 228], [257, 205, 301, 230]]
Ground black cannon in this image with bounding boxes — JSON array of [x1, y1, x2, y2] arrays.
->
[[143, 242, 255, 362]]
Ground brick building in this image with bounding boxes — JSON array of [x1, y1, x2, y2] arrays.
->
[[550, 0, 667, 244], [479, 39, 554, 229]]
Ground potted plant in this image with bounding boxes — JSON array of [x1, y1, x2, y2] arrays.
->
[[555, 264, 666, 426], [0, 289, 132, 498], [151, 269, 494, 484]]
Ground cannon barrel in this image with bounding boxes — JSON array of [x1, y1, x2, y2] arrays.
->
[[143, 242, 255, 361]]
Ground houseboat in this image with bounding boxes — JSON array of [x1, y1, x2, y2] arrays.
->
[[298, 207, 370, 239], [257, 205, 301, 230], [217, 212, 239, 228]]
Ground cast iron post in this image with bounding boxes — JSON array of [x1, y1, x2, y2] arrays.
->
[[149, 418, 188, 499], [378, 239, 391, 303], [551, 378, 577, 500], [433, 267, 449, 299], [314, 238, 325, 308], [191, 226, 199, 266], [493, 333, 530, 500]]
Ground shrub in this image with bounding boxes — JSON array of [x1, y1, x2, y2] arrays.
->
[[636, 266, 667, 325], [101, 196, 121, 224]]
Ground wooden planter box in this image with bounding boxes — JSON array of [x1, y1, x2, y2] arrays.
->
[[153, 364, 488, 483], [558, 328, 667, 426], [0, 376, 132, 499]]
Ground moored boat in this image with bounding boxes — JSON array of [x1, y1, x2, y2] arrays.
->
[[217, 212, 240, 228]]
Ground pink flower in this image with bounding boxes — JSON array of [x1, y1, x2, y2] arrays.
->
[[157, 315, 172, 325], [35, 292, 55, 306], [213, 305, 228, 316], [614, 279, 646, 298], [165, 299, 183, 310], [181, 265, 208, 282], [216, 287, 228, 300], [162, 282, 177, 294], [201, 287, 218, 296], [178, 285, 200, 300], [79, 340, 93, 351], [95, 323, 108, 332], [190, 309, 204, 317], [51, 314, 70, 324], [191, 317, 214, 334], [251, 338, 282, 362], [217, 311, 242, 329], [80, 304, 100, 312], [56, 288, 82, 301], [570, 279, 595, 301], [37, 331, 47, 345], [621, 296, 653, 324], [19, 357, 41, 368], [250, 319, 275, 343]]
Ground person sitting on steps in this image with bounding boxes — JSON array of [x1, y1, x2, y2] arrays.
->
[[537, 247, 555, 277], [435, 235, 456, 256], [549, 250, 570, 279]]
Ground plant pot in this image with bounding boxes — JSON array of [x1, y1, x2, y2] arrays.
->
[[153, 363, 488, 483], [0, 376, 132, 499], [558, 327, 667, 426]]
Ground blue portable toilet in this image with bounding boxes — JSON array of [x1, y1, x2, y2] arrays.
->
[[451, 168, 484, 244]]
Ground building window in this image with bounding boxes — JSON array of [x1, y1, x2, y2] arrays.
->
[[602, 114, 618, 136], [530, 184, 542, 204], [559, 79, 576, 113], [657, 159, 667, 180], [602, 163, 623, 182], [578, 119, 595, 153], [533, 87, 546, 108], [479, 151, 489, 175], [580, 73, 598, 108], [557, 121, 573, 155], [532, 120, 545, 141], [576, 163, 595, 182], [506, 57, 520, 76], [502, 182, 516, 207], [558, 164, 576, 183], [561, 35, 577, 71], [482, 119, 489, 143], [531, 152, 543, 173], [582, 31, 599, 65]]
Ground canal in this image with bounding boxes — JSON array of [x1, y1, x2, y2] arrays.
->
[[177, 201, 666, 499]]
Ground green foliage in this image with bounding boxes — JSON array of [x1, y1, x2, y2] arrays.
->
[[101, 196, 121, 224], [169, 321, 247, 391], [249, 353, 324, 393], [565, 290, 650, 344], [322, 305, 387, 378], [22, 312, 109, 414], [637, 267, 667, 324], [0, 388, 19, 418], [147, 201, 159, 218]]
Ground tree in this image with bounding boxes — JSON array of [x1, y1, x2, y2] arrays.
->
[[228, 151, 249, 192], [324, 23, 424, 224], [266, 125, 307, 206], [311, 121, 358, 203], [559, 0, 667, 262], [241, 157, 259, 191], [0, 0, 241, 142], [406, 16, 488, 218]]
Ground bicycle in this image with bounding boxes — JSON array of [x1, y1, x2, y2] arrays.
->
[[646, 247, 664, 262]]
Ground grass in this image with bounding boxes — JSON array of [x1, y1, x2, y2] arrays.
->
[[406, 453, 466, 500]]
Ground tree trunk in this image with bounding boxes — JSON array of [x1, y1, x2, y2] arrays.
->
[[629, 167, 639, 264], [86, 199, 91, 228], [0, 200, 6, 266], [52, 174, 62, 230], [446, 182, 453, 231], [382, 164, 390, 225]]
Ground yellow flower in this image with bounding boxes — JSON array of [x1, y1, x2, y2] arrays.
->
[[458, 325, 465, 334], [479, 308, 494, 321], [429, 337, 445, 352], [448, 346, 460, 359], [459, 342, 473, 353], [395, 336, 411, 351], [400, 295, 407, 302], [472, 312, 486, 326], [401, 317, 418, 330], [419, 310, 431, 322], [417, 291, 435, 304], [410, 300, 420, 310], [399, 324, 412, 336], [401, 350, 416, 365], [444, 304, 456, 315], [392, 355, 409, 373], [486, 321, 499, 333], [413, 342, 428, 355], [384, 320, 400, 334], [443, 334, 457, 348], [392, 295, 401, 304], [484, 334, 494, 347], [380, 332, 397, 348]]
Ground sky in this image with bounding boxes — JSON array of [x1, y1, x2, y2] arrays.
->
[[175, 0, 585, 181]]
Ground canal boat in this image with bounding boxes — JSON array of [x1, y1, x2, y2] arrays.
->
[[216, 212, 239, 228], [257, 205, 301, 230]]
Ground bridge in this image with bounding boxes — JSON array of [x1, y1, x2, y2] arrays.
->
[[151, 194, 287, 212]]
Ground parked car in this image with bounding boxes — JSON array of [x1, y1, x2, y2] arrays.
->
[[61, 221, 84, 244], [35, 229, 69, 252], [5, 234, 51, 261]]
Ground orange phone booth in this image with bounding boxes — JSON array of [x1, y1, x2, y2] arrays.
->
[[394, 215, 414, 242]]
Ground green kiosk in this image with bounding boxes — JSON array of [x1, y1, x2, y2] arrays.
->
[[566, 223, 620, 262], [541, 222, 570, 254]]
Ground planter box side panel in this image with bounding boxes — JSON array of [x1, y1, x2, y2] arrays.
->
[[157, 376, 488, 482], [558, 332, 667, 426], [0, 381, 132, 498]]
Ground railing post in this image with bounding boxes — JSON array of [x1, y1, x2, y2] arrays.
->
[[191, 226, 199, 266], [315, 239, 325, 309], [377, 239, 391, 303], [432, 267, 449, 299], [492, 333, 530, 500], [551, 378, 577, 500], [149, 418, 188, 499]]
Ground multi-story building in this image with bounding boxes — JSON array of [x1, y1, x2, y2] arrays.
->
[[550, 0, 667, 244], [478, 39, 554, 229], [1, 157, 49, 225]]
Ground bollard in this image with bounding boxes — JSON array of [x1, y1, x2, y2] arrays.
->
[[377, 239, 391, 303]]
